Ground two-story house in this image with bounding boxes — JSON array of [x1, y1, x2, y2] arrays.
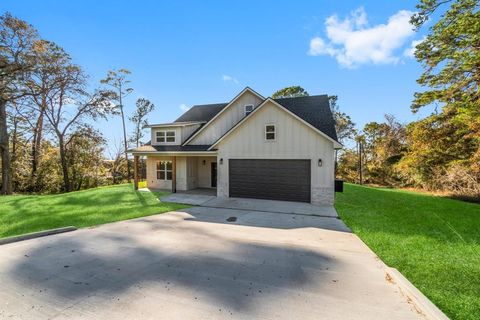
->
[[130, 87, 341, 205]]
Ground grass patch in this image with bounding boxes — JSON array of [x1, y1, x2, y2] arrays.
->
[[335, 183, 480, 320], [0, 184, 189, 239]]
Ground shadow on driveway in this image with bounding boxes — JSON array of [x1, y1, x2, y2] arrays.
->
[[4, 215, 334, 314], [0, 209, 419, 319]]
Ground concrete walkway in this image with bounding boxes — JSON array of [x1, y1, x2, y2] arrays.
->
[[0, 208, 421, 320], [160, 193, 337, 217], [160, 192, 216, 206], [202, 197, 338, 217]]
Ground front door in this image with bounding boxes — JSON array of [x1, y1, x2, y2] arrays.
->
[[211, 162, 217, 188]]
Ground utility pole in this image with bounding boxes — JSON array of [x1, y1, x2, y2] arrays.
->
[[357, 140, 363, 185]]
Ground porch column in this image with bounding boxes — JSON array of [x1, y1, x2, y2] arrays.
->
[[172, 156, 176, 193], [133, 155, 139, 190]]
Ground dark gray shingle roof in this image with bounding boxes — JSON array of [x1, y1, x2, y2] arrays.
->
[[175, 103, 227, 123], [273, 95, 338, 142], [173, 94, 338, 143]]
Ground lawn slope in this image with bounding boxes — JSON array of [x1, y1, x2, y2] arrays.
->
[[0, 184, 189, 239], [336, 184, 480, 320]]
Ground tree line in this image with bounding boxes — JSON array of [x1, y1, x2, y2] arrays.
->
[[1, 0, 478, 199], [308, 0, 480, 201], [340, 0, 479, 200], [0, 13, 154, 194], [275, 0, 479, 200]]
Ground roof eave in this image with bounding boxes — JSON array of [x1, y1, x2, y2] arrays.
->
[[129, 150, 218, 156], [145, 121, 206, 128]]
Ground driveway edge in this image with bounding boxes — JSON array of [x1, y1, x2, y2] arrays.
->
[[386, 267, 450, 320], [0, 226, 77, 246]]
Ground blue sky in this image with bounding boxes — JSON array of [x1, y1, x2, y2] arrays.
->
[[2, 0, 431, 151]]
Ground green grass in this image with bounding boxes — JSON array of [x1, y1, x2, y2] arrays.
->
[[0, 184, 189, 239], [335, 183, 480, 320]]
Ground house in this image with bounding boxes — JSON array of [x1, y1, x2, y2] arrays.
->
[[129, 87, 341, 205]]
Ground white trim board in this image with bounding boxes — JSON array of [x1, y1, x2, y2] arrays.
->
[[146, 121, 206, 128]]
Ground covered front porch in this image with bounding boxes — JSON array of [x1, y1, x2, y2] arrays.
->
[[133, 154, 218, 195]]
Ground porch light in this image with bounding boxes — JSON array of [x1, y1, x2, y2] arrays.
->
[[220, 158, 223, 165], [318, 159, 322, 167], [203, 160, 206, 165]]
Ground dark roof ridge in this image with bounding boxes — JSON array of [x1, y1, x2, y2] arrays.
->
[[191, 102, 229, 107], [273, 94, 329, 100]]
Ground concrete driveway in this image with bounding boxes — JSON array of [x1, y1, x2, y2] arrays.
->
[[0, 207, 421, 320], [161, 193, 338, 217]]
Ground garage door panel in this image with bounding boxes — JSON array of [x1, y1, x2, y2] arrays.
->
[[229, 159, 311, 202]]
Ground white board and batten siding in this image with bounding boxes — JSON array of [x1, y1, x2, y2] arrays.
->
[[215, 101, 335, 205], [150, 124, 202, 146], [181, 124, 202, 144], [189, 91, 264, 145], [150, 127, 181, 146]]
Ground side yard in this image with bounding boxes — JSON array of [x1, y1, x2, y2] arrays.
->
[[335, 183, 480, 320], [0, 184, 189, 239]]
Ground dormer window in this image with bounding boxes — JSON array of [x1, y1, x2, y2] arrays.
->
[[244, 104, 254, 116], [156, 131, 164, 143], [166, 131, 175, 142], [156, 130, 176, 143]]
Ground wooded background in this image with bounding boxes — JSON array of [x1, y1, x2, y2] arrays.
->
[[1, 0, 478, 200]]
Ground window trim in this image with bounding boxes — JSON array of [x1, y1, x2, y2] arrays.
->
[[244, 104, 254, 117], [155, 130, 176, 143], [265, 124, 276, 141], [156, 161, 173, 181]]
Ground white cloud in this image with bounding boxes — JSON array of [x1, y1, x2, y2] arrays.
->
[[308, 7, 415, 68], [179, 104, 190, 112], [403, 37, 425, 58], [222, 74, 239, 84]]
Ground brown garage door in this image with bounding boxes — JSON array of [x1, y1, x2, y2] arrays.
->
[[229, 159, 311, 202]]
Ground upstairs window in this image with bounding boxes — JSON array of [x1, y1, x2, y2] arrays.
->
[[244, 104, 254, 116], [156, 131, 165, 143], [156, 131, 175, 143], [265, 124, 276, 141], [156, 161, 172, 180], [166, 131, 175, 142]]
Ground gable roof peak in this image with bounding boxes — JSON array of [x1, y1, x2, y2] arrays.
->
[[180, 86, 265, 145]]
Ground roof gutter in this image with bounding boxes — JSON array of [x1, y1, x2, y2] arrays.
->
[[145, 121, 206, 128], [129, 151, 218, 157]]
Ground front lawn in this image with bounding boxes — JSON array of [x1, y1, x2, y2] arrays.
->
[[0, 184, 189, 239], [335, 183, 480, 320]]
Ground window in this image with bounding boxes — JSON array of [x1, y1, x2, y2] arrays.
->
[[156, 131, 165, 143], [166, 131, 175, 142], [156, 131, 175, 143], [265, 124, 276, 141], [244, 104, 254, 116], [156, 161, 172, 180]]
